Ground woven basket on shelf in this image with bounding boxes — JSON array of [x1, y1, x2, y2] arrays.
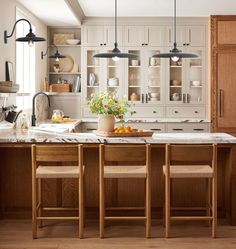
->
[[49, 84, 71, 92]]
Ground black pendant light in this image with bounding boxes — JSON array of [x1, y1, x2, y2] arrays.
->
[[4, 18, 46, 46], [153, 0, 197, 61], [93, 0, 138, 60], [41, 45, 66, 62]]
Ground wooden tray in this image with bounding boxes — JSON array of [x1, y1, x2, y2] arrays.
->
[[94, 130, 153, 137]]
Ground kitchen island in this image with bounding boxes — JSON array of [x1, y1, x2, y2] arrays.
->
[[0, 130, 236, 225]]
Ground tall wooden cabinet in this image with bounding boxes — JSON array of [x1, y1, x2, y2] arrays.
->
[[211, 16, 236, 134]]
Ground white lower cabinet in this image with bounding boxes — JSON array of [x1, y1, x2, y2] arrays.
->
[[126, 106, 164, 118], [167, 123, 209, 133], [166, 106, 205, 118]]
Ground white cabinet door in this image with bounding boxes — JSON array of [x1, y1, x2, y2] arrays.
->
[[167, 26, 186, 46], [186, 25, 206, 46], [104, 26, 123, 46], [124, 26, 145, 46], [145, 26, 165, 46], [83, 26, 104, 46]]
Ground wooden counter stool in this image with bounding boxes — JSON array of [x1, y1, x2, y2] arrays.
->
[[99, 144, 151, 238], [163, 144, 217, 238], [31, 144, 84, 239]]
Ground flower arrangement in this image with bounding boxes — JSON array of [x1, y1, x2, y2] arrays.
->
[[87, 92, 131, 121]]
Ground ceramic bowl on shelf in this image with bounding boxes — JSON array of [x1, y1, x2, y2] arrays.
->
[[191, 80, 201, 86], [66, 39, 80, 45], [108, 78, 119, 86], [150, 92, 159, 98]]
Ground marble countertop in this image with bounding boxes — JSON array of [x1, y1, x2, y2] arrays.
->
[[0, 129, 235, 144]]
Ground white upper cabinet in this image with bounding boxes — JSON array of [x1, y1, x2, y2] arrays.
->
[[124, 25, 165, 46], [104, 26, 123, 46], [124, 26, 145, 46], [168, 25, 206, 47], [145, 26, 165, 46], [186, 26, 206, 46], [83, 26, 104, 46], [83, 25, 123, 47]]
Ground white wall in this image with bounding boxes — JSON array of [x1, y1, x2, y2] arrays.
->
[[0, 0, 47, 91]]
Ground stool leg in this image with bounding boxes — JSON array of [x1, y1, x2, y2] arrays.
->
[[146, 177, 151, 238], [79, 177, 84, 239], [32, 177, 37, 239], [165, 175, 170, 238], [206, 178, 211, 227], [212, 176, 217, 238], [162, 174, 165, 227], [38, 179, 42, 228], [99, 177, 105, 238]]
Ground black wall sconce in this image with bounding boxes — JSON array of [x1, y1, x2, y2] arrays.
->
[[41, 45, 66, 62], [4, 18, 46, 46]]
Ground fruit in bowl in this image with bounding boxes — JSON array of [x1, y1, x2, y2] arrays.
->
[[113, 125, 143, 133]]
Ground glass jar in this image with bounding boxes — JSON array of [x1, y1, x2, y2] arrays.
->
[[51, 109, 64, 123]]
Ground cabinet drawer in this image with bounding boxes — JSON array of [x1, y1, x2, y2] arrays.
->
[[127, 107, 164, 118], [128, 123, 166, 133], [167, 123, 209, 133], [166, 107, 205, 118]]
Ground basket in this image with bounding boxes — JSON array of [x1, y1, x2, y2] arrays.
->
[[49, 84, 71, 92], [53, 33, 75, 45]]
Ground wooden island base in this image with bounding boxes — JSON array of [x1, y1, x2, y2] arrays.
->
[[0, 144, 236, 225]]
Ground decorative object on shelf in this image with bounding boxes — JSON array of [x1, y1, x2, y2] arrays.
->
[[53, 63, 62, 73], [49, 83, 71, 92], [152, 0, 197, 61], [70, 63, 79, 73], [4, 18, 46, 46], [73, 76, 81, 92], [93, 0, 138, 61], [58, 55, 74, 72], [191, 80, 201, 86], [170, 80, 181, 86], [41, 45, 65, 62], [131, 59, 139, 66], [89, 73, 96, 86], [108, 78, 119, 86], [130, 92, 139, 101], [0, 81, 19, 93], [5, 61, 15, 83], [171, 92, 180, 101], [150, 58, 159, 66], [53, 33, 75, 45], [87, 92, 131, 132], [66, 39, 80, 45], [51, 109, 64, 123]]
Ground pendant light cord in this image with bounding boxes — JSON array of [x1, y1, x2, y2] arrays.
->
[[174, 0, 177, 48], [115, 0, 117, 48]]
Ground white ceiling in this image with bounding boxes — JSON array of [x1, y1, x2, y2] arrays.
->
[[17, 0, 79, 26], [78, 0, 236, 17], [17, 0, 236, 26]]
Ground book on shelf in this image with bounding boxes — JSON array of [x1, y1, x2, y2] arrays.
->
[[72, 76, 81, 92]]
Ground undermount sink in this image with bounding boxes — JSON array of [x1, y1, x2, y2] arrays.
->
[[29, 124, 70, 133]]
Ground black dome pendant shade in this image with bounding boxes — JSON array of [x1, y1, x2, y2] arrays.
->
[[153, 0, 198, 60], [41, 45, 66, 61], [4, 18, 46, 45], [93, 0, 138, 60]]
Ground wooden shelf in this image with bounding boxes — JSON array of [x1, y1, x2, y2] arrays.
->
[[170, 85, 182, 88], [128, 85, 141, 88], [87, 85, 99, 88], [129, 66, 141, 68], [148, 86, 160, 88], [45, 92, 81, 96], [107, 86, 119, 88], [190, 85, 203, 88], [49, 72, 81, 75], [50, 44, 81, 47], [149, 66, 160, 68], [170, 65, 182, 68], [190, 65, 202, 68], [87, 65, 100, 68]]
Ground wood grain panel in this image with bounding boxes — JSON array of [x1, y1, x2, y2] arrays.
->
[[218, 21, 236, 45]]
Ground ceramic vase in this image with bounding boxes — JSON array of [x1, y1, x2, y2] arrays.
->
[[98, 114, 115, 132]]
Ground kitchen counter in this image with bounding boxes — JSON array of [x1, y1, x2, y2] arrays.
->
[[0, 129, 235, 144], [0, 130, 236, 226]]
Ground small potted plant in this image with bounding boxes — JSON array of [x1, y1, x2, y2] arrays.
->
[[87, 92, 130, 132]]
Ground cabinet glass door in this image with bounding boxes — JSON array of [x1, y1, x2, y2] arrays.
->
[[104, 48, 123, 98], [167, 50, 184, 103], [125, 49, 143, 103], [185, 48, 205, 104], [85, 48, 103, 100], [145, 49, 162, 104]]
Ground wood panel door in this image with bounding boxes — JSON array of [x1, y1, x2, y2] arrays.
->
[[213, 50, 236, 133]]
